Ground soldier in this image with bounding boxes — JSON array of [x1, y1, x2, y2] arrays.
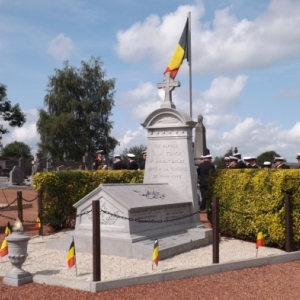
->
[[139, 151, 147, 170], [296, 153, 300, 168], [224, 157, 230, 168], [250, 157, 260, 168], [233, 153, 246, 168], [273, 157, 290, 169], [112, 154, 127, 170], [243, 157, 252, 168], [93, 150, 107, 170], [127, 153, 139, 170], [262, 161, 272, 169], [197, 154, 215, 211], [228, 156, 238, 168]]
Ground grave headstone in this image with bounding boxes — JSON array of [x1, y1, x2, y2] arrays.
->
[[194, 114, 209, 164], [9, 166, 23, 185], [56, 165, 65, 171]]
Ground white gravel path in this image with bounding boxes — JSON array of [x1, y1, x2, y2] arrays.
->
[[0, 230, 285, 282]]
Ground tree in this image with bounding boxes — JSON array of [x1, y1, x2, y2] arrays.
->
[[0, 84, 26, 147], [257, 151, 282, 167], [1, 141, 32, 158], [121, 144, 147, 164], [36, 57, 118, 160]]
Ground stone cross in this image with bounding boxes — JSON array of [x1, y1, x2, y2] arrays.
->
[[157, 72, 180, 109]]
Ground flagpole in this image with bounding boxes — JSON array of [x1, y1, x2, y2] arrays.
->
[[188, 12, 192, 119]]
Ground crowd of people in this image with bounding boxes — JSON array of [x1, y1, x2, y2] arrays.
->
[[92, 150, 147, 171], [196, 153, 300, 211]]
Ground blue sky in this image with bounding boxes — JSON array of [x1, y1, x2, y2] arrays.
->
[[1, 0, 300, 162]]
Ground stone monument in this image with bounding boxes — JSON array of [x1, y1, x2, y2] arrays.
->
[[194, 114, 209, 164], [47, 73, 212, 260]]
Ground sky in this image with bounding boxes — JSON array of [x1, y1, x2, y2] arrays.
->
[[1, 0, 300, 162]]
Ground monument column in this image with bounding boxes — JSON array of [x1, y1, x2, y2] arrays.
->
[[142, 73, 199, 219]]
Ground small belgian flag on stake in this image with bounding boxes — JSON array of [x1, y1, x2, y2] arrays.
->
[[67, 240, 76, 268], [256, 231, 264, 257], [152, 239, 159, 270], [35, 214, 41, 229], [5, 222, 12, 236], [0, 222, 12, 257]]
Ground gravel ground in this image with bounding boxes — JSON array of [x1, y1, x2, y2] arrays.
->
[[0, 230, 286, 282]]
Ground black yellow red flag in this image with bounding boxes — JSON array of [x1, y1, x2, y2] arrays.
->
[[152, 239, 159, 266], [164, 19, 189, 79], [67, 240, 76, 268]]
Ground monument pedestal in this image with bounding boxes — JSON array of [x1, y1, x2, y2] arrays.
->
[[46, 183, 211, 260]]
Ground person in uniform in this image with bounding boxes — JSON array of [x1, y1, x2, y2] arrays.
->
[[228, 156, 238, 168], [262, 161, 272, 169], [273, 157, 290, 169], [296, 153, 300, 168], [234, 153, 246, 168], [112, 154, 127, 170], [127, 153, 139, 170], [93, 150, 107, 170], [197, 154, 216, 211], [243, 157, 252, 168], [250, 157, 260, 168], [139, 151, 147, 170], [224, 157, 230, 168]]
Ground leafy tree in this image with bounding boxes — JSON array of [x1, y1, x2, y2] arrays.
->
[[0, 84, 26, 147], [36, 57, 118, 160], [1, 141, 32, 158], [121, 144, 147, 164], [213, 148, 233, 169], [257, 150, 282, 167]]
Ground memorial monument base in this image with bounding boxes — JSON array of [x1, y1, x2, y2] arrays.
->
[[46, 183, 212, 260]]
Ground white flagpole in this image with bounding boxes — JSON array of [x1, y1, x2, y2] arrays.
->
[[188, 12, 192, 119]]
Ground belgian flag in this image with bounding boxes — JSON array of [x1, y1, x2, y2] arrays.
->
[[152, 239, 159, 266], [256, 231, 264, 248], [67, 240, 76, 268], [0, 222, 12, 257], [35, 214, 41, 229], [5, 222, 12, 236], [164, 18, 189, 79]]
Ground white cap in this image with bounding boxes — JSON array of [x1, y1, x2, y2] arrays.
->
[[263, 161, 271, 166], [224, 157, 230, 161], [142, 151, 147, 155], [233, 153, 241, 157], [200, 155, 206, 159], [96, 150, 104, 154], [250, 157, 257, 160], [127, 153, 135, 158], [229, 156, 238, 161], [274, 157, 284, 162], [296, 153, 300, 159], [114, 154, 121, 158], [243, 156, 251, 161], [205, 154, 212, 159]]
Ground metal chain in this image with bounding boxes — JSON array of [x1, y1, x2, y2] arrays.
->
[[0, 198, 18, 211], [22, 195, 38, 203], [0, 207, 200, 225], [99, 208, 200, 223]]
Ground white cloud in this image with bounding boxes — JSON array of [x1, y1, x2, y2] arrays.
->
[[114, 126, 146, 153], [1, 109, 40, 156], [116, 0, 300, 74], [47, 33, 75, 61]]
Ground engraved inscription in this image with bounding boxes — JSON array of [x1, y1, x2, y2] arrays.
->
[[133, 189, 165, 200]]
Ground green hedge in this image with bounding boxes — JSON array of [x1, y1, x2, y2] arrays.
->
[[33, 170, 144, 230], [207, 169, 300, 249]]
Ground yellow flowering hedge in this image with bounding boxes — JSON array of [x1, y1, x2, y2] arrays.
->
[[33, 170, 144, 230], [207, 169, 300, 249]]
